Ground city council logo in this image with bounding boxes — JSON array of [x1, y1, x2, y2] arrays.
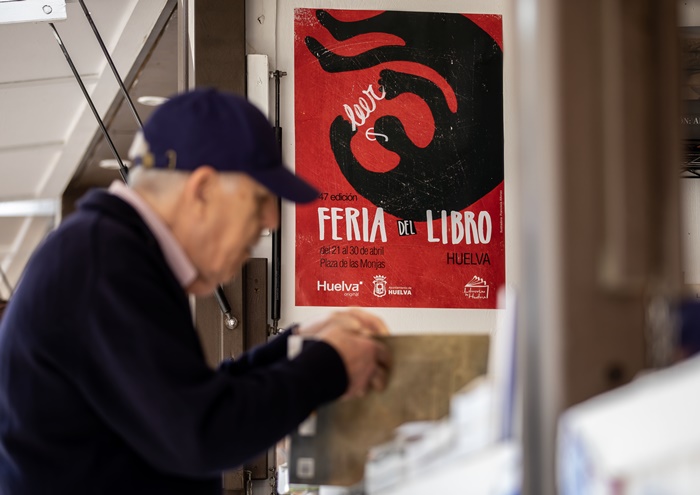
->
[[372, 275, 387, 298]]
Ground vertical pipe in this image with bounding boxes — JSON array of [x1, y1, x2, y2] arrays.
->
[[177, 0, 190, 92], [513, 0, 562, 493], [270, 70, 286, 332]]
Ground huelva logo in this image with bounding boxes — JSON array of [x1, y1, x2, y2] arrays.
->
[[316, 280, 361, 292]]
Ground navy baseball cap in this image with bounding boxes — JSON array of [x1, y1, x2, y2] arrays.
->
[[130, 88, 318, 203]]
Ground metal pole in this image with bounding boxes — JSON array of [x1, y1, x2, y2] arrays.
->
[[52, 14, 236, 325], [270, 70, 286, 334], [77, 0, 143, 129], [48, 22, 129, 182]]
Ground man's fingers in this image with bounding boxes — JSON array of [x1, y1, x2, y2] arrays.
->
[[365, 340, 392, 394], [301, 308, 390, 339], [369, 365, 389, 392], [374, 341, 393, 371], [331, 313, 363, 334], [313, 311, 392, 400], [346, 308, 390, 336]]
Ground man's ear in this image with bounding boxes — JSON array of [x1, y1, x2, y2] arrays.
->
[[182, 166, 218, 213]]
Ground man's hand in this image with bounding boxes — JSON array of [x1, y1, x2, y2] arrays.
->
[[298, 309, 392, 398], [296, 307, 390, 338]]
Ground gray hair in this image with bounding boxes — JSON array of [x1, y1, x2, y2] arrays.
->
[[127, 167, 190, 199], [127, 131, 190, 197]]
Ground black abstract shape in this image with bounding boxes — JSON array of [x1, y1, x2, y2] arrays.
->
[[305, 10, 503, 221]]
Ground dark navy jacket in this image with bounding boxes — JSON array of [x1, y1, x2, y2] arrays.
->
[[0, 190, 347, 494]]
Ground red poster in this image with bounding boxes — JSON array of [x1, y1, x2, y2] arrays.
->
[[294, 9, 504, 309]]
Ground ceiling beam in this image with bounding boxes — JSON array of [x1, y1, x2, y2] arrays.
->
[[35, 0, 171, 198], [0, 74, 98, 89]]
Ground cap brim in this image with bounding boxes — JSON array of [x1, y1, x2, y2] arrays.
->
[[254, 167, 319, 204]]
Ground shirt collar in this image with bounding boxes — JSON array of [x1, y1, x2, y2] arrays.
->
[[108, 180, 197, 289]]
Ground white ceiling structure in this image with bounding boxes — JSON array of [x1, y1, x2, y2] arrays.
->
[[0, 0, 173, 298]]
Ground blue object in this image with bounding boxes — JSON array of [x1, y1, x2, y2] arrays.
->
[[134, 87, 318, 203], [677, 298, 700, 358]]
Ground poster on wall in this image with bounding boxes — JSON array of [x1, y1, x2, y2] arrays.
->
[[294, 9, 504, 309]]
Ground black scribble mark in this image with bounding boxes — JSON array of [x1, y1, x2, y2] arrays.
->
[[305, 10, 503, 221]]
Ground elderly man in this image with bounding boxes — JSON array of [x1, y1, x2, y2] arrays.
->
[[0, 88, 391, 495]]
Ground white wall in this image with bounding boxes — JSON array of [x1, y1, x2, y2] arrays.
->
[[247, 0, 517, 335]]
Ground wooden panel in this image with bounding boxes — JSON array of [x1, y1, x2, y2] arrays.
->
[[195, 277, 243, 368], [193, 0, 246, 95], [194, 286, 222, 368], [189, 0, 247, 366], [222, 275, 245, 360], [188, 4, 261, 490], [195, 275, 243, 492], [243, 258, 268, 350], [560, 0, 681, 406], [194, 259, 270, 491], [242, 259, 269, 480]]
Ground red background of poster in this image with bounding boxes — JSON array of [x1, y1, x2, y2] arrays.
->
[[294, 9, 504, 309]]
